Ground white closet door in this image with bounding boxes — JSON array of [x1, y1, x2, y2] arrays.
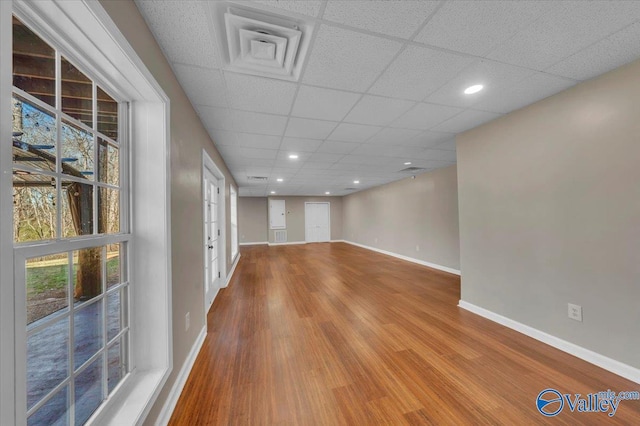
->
[[305, 203, 330, 243]]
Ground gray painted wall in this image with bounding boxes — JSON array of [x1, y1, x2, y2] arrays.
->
[[457, 59, 640, 369], [238, 197, 268, 243], [343, 166, 460, 271], [266, 196, 343, 243], [99, 1, 238, 423]]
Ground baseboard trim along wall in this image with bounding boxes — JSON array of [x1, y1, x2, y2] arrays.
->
[[155, 326, 207, 426], [343, 240, 461, 276], [239, 242, 268, 246], [268, 241, 306, 246], [458, 300, 640, 385]]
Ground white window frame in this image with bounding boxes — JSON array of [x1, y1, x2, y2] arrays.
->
[[230, 185, 238, 261], [0, 1, 172, 425]]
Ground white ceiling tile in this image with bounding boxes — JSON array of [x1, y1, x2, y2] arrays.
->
[[240, 147, 279, 160], [302, 25, 403, 92], [231, 110, 287, 135], [172, 64, 227, 107], [425, 60, 535, 108], [284, 117, 338, 139], [400, 130, 454, 148], [328, 123, 382, 142], [224, 72, 297, 115], [235, 133, 282, 150], [197, 105, 232, 131], [323, 1, 439, 39], [487, 1, 640, 71], [316, 141, 360, 154], [351, 144, 424, 158], [546, 22, 640, 81], [414, 1, 550, 56], [432, 138, 456, 151], [391, 103, 463, 130], [291, 85, 361, 121], [366, 127, 422, 146], [473, 73, 577, 114], [344, 95, 415, 126], [252, 0, 324, 17], [307, 152, 344, 163], [414, 149, 457, 162], [431, 109, 502, 134], [368, 45, 474, 101], [279, 137, 323, 153], [296, 162, 336, 171], [136, 0, 220, 68], [206, 129, 238, 146]]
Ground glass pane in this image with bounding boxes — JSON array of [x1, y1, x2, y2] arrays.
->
[[106, 244, 121, 289], [62, 180, 93, 238], [27, 386, 69, 426], [13, 173, 56, 243], [97, 87, 118, 141], [27, 317, 69, 410], [73, 247, 103, 302], [97, 138, 119, 186], [98, 188, 119, 234], [74, 356, 103, 426], [74, 299, 103, 370], [26, 254, 69, 325], [13, 17, 56, 107], [12, 94, 57, 173], [61, 57, 92, 128], [107, 339, 125, 394], [107, 289, 120, 342], [62, 120, 94, 181]]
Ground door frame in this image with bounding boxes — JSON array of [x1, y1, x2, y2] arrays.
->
[[202, 150, 226, 314], [304, 202, 331, 243]]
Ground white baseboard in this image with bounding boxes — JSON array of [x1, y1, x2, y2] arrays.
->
[[458, 301, 640, 385], [155, 325, 207, 426], [239, 241, 268, 246], [224, 254, 240, 288], [343, 240, 461, 276], [268, 241, 306, 246]]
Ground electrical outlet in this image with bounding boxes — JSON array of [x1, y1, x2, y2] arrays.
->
[[185, 312, 190, 331], [568, 303, 582, 322], [416, 245, 420, 252]]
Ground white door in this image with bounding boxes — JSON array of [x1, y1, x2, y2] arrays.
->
[[204, 168, 221, 309], [305, 202, 331, 243]]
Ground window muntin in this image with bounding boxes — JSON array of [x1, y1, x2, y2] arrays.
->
[[12, 15, 131, 425]]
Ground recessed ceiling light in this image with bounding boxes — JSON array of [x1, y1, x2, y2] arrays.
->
[[404, 161, 412, 165], [464, 84, 484, 95], [276, 178, 283, 182], [288, 154, 298, 159], [354, 180, 360, 184], [325, 191, 330, 195], [270, 191, 276, 194]]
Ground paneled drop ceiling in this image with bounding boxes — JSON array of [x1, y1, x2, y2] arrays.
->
[[135, 0, 640, 197]]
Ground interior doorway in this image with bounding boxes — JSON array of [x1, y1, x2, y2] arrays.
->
[[203, 152, 225, 313], [305, 202, 331, 243]]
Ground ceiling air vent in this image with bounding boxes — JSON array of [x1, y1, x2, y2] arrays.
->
[[247, 176, 268, 181], [210, 2, 314, 81], [399, 167, 427, 174], [344, 187, 357, 191]]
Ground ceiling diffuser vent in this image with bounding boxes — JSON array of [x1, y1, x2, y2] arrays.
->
[[247, 176, 268, 181], [399, 167, 427, 174], [344, 187, 357, 191], [210, 2, 314, 81]]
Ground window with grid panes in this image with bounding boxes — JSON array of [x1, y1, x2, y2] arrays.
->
[[12, 15, 130, 425]]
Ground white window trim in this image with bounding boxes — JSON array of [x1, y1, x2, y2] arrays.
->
[[0, 1, 173, 424]]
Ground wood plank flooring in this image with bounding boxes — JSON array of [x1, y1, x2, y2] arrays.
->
[[168, 243, 640, 425]]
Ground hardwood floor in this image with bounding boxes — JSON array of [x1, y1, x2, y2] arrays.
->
[[169, 243, 640, 425]]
